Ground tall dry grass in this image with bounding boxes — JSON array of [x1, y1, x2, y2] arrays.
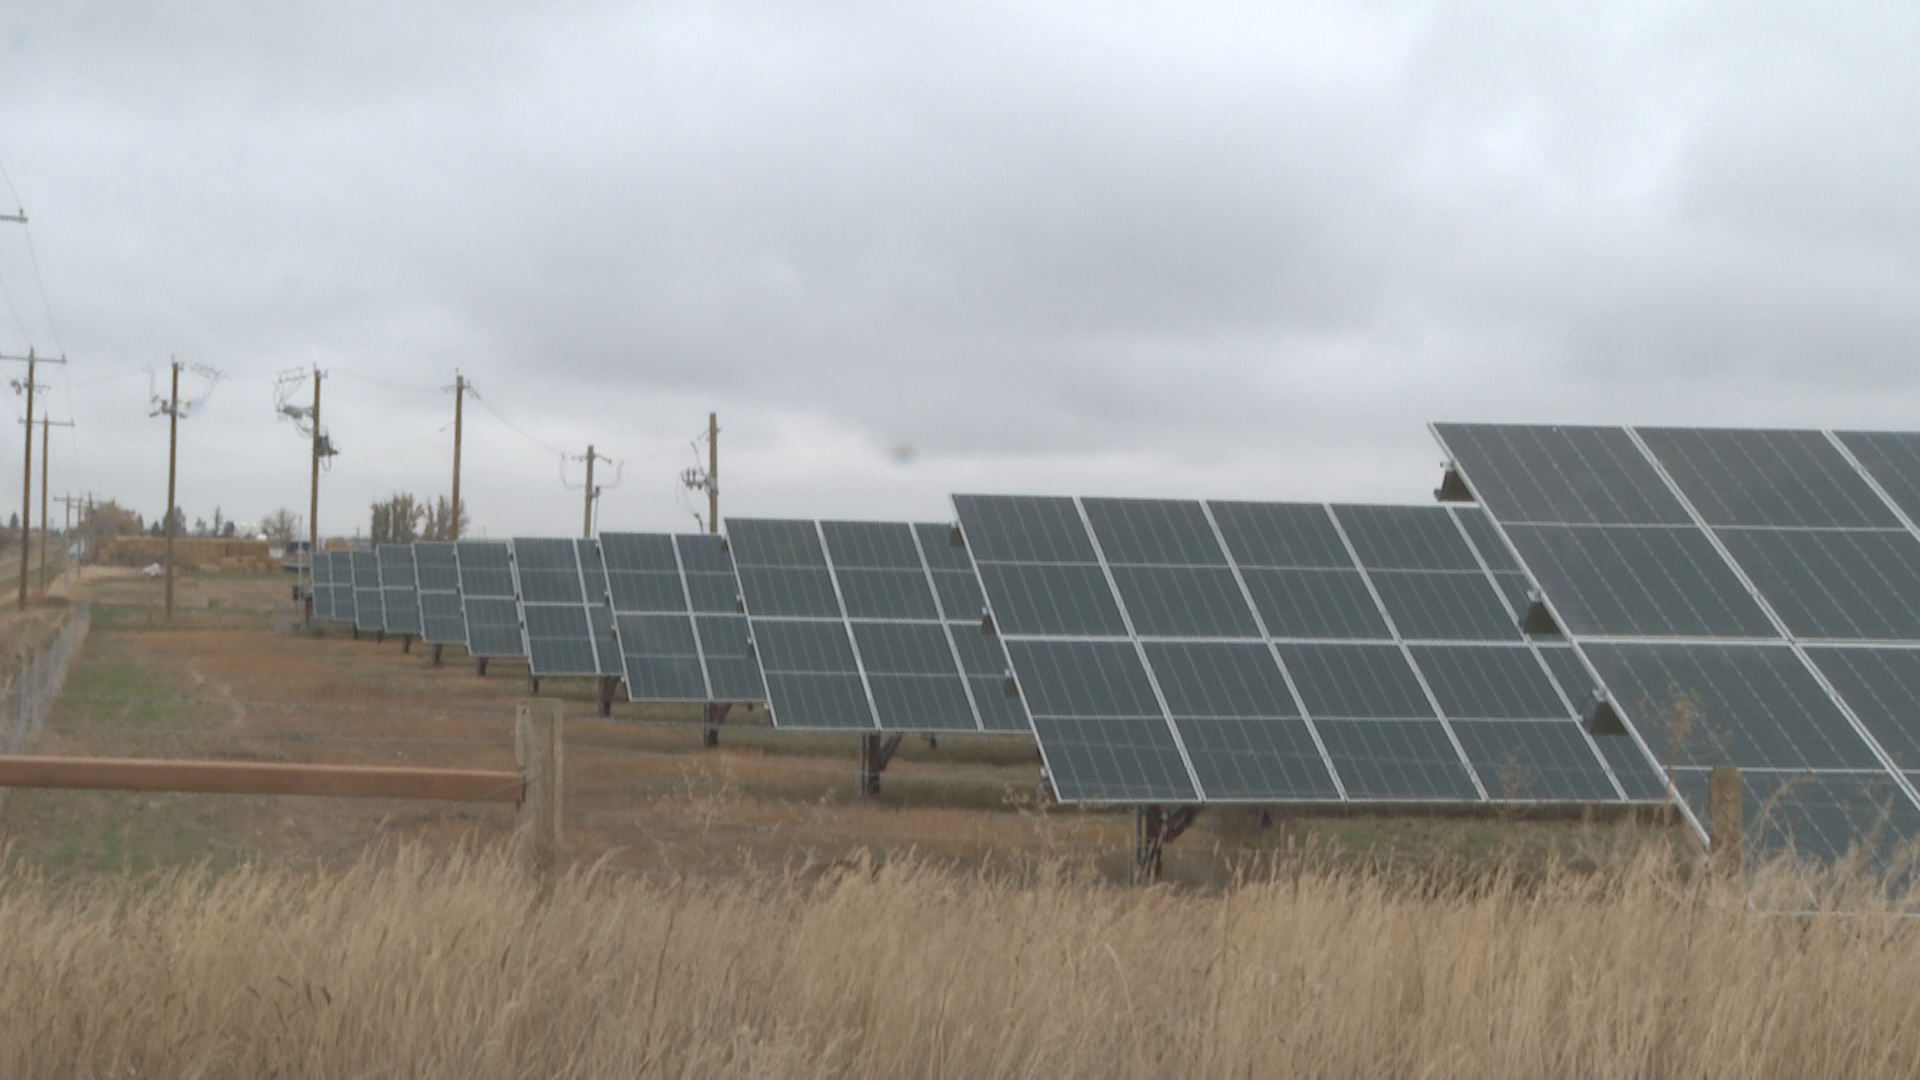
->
[[3, 842, 1919, 1077]]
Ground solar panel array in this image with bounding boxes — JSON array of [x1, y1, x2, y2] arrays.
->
[[376, 544, 422, 638], [727, 519, 1032, 733], [951, 495, 1656, 804], [1436, 424, 1920, 861], [414, 541, 466, 645], [455, 541, 525, 659], [599, 532, 767, 704]]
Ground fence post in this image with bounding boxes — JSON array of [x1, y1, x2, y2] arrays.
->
[[1709, 764, 1742, 882], [515, 699, 564, 886]]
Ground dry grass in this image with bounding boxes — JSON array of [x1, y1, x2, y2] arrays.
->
[[3, 842, 1920, 1077]]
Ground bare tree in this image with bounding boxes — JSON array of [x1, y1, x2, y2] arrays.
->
[[260, 507, 302, 541]]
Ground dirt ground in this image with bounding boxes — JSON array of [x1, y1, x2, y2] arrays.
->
[[0, 571, 1676, 887]]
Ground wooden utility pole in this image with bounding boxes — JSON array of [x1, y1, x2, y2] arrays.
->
[[34, 417, 72, 592], [164, 360, 180, 623], [708, 411, 719, 534], [1, 348, 65, 610], [450, 371, 465, 541], [307, 368, 323, 624], [582, 444, 596, 538]]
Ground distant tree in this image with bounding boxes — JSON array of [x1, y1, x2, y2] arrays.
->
[[87, 501, 143, 540], [192, 517, 208, 537], [221, 520, 237, 538], [419, 495, 470, 541], [370, 493, 423, 546], [260, 507, 302, 541], [7, 513, 17, 531], [211, 506, 224, 536]]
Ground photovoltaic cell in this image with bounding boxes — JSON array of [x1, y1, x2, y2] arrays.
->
[[1715, 529, 1920, 641], [1578, 643, 1877, 772], [1501, 525, 1776, 638], [1837, 431, 1920, 525], [1434, 423, 1693, 525], [1639, 428, 1899, 529]]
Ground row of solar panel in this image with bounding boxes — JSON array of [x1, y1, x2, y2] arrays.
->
[[308, 524, 1034, 736], [308, 500, 1662, 811]]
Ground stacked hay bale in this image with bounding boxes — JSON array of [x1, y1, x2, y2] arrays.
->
[[99, 537, 278, 573]]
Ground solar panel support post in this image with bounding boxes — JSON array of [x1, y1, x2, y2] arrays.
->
[[702, 702, 730, 749], [475, 656, 489, 677], [1709, 765, 1742, 882], [858, 733, 903, 797], [1131, 805, 1200, 885], [431, 642, 443, 666], [596, 674, 616, 718]]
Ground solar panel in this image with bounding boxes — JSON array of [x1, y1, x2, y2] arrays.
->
[[725, 518, 1032, 734], [323, 551, 356, 625], [347, 551, 384, 634], [454, 541, 525, 659], [955, 495, 1634, 806], [510, 538, 615, 678], [310, 550, 335, 621], [414, 542, 467, 645], [376, 544, 422, 637], [1436, 423, 1920, 863]]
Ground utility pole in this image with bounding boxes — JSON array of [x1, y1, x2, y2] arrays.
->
[[1, 348, 66, 610], [32, 417, 73, 593], [164, 360, 180, 622], [582, 444, 597, 538], [681, 412, 720, 534], [56, 494, 80, 583], [308, 368, 324, 623], [449, 371, 467, 540]]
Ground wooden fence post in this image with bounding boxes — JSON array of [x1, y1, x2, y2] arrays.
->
[[1709, 764, 1742, 882], [515, 699, 564, 886]]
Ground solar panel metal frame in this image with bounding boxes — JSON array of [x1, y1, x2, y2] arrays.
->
[[727, 518, 1031, 734], [955, 495, 1637, 807], [1434, 423, 1920, 861]]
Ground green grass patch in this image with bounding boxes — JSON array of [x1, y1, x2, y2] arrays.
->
[[50, 630, 198, 728]]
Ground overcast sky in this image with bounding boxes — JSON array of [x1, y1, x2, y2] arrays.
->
[[0, 0, 1917, 539]]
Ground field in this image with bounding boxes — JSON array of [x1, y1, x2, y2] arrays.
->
[[6, 568, 1916, 1074]]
